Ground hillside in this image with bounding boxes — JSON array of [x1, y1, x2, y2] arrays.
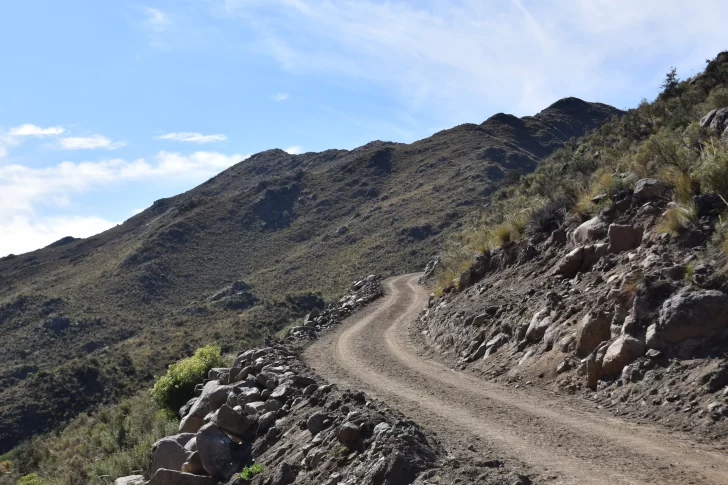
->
[[0, 98, 620, 451]]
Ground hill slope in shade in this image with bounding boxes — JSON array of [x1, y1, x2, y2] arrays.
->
[[0, 97, 620, 451]]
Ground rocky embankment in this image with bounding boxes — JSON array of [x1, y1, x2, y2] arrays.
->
[[420, 173, 728, 441], [114, 276, 526, 485]]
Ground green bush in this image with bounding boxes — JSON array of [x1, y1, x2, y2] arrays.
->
[[151, 345, 226, 413], [240, 463, 264, 479], [696, 141, 728, 198], [16, 474, 49, 485]]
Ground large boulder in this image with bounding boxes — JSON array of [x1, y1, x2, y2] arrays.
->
[[179, 382, 236, 433], [525, 310, 552, 343], [634, 178, 665, 200], [650, 290, 728, 345], [607, 224, 642, 253], [196, 423, 245, 481], [601, 336, 645, 377], [307, 412, 330, 435], [151, 435, 193, 474], [571, 217, 608, 244], [576, 313, 611, 357], [147, 469, 216, 485], [213, 404, 253, 438], [710, 107, 728, 132], [554, 247, 583, 276]]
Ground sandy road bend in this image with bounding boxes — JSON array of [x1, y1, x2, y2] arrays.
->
[[304, 273, 728, 485]]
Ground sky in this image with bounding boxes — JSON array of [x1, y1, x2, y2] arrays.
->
[[1, 0, 727, 257]]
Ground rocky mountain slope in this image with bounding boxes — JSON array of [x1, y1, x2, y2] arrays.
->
[[419, 52, 728, 443], [0, 98, 619, 451]]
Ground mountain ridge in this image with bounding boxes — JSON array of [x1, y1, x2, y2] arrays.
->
[[0, 97, 621, 451]]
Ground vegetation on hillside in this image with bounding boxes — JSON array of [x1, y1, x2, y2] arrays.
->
[[436, 52, 728, 291]]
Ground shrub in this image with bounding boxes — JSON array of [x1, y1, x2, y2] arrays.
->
[[658, 202, 697, 235], [16, 474, 48, 485], [151, 345, 226, 413], [240, 463, 264, 479], [525, 197, 569, 236], [696, 141, 728, 198]]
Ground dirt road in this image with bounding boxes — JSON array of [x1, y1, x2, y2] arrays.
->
[[304, 273, 728, 485]]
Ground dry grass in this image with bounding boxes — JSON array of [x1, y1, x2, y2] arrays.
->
[[658, 201, 697, 235]]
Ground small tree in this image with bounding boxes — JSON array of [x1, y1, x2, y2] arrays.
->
[[661, 67, 679, 97]]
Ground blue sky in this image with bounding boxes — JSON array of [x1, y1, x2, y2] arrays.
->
[[1, 0, 727, 256]]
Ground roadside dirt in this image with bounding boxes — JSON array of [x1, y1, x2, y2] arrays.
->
[[304, 273, 728, 485]]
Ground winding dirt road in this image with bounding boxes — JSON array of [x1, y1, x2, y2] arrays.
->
[[304, 273, 728, 485]]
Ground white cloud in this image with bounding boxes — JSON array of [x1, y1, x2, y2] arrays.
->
[[284, 146, 303, 154], [8, 124, 65, 136], [220, 0, 728, 117], [0, 151, 247, 256], [156, 132, 227, 143], [58, 135, 127, 150], [271, 92, 290, 101], [144, 7, 171, 29], [0, 215, 119, 257]]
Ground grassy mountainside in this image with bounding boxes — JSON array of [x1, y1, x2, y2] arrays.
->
[[436, 52, 728, 290], [0, 97, 619, 451]]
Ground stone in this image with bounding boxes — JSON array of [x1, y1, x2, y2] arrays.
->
[[214, 404, 253, 438], [237, 387, 262, 405], [264, 399, 283, 412], [653, 290, 728, 344], [179, 381, 236, 433], [700, 109, 718, 128], [634, 178, 665, 200], [576, 313, 611, 357], [525, 310, 552, 343], [196, 423, 244, 481], [307, 412, 329, 435], [554, 247, 583, 276], [272, 462, 296, 485], [709, 107, 728, 132], [607, 224, 642, 253], [270, 385, 294, 400], [182, 451, 204, 475], [151, 436, 189, 474], [244, 402, 267, 415], [601, 336, 645, 377], [572, 217, 608, 244], [258, 411, 278, 431], [336, 422, 361, 444], [303, 384, 318, 396], [114, 476, 145, 485], [147, 469, 216, 485]]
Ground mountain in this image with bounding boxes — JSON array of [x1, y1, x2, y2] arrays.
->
[[0, 97, 620, 451]]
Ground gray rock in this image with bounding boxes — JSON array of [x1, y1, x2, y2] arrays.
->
[[572, 217, 608, 244], [634, 178, 665, 200], [196, 423, 244, 481], [303, 384, 318, 396], [179, 381, 236, 433], [576, 313, 611, 357], [244, 401, 267, 415], [307, 412, 329, 435], [554, 247, 583, 276], [182, 451, 204, 475], [237, 387, 263, 405], [710, 107, 728, 132], [258, 411, 278, 431], [652, 290, 728, 344], [525, 310, 552, 343], [270, 385, 294, 400], [151, 436, 189, 474], [214, 404, 253, 438], [337, 422, 361, 444], [146, 469, 216, 485], [700, 109, 718, 128], [607, 224, 642, 253], [114, 476, 145, 485], [264, 399, 283, 412], [601, 336, 645, 377], [272, 462, 296, 485]]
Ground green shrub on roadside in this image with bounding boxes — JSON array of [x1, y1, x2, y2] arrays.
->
[[16, 474, 49, 485], [151, 344, 226, 413], [240, 463, 264, 479]]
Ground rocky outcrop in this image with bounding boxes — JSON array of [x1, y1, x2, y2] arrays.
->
[[419, 175, 728, 436]]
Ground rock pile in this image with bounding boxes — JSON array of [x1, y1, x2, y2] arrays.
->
[[288, 275, 383, 339], [420, 176, 728, 438], [118, 344, 440, 485]]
